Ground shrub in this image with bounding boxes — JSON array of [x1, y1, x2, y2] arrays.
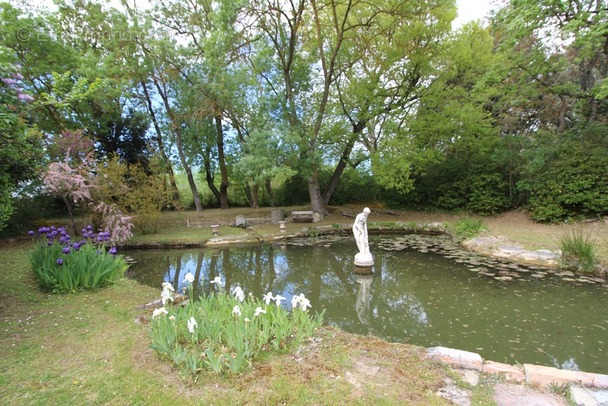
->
[[450, 217, 485, 240], [28, 225, 128, 293], [150, 276, 324, 377], [519, 127, 608, 222], [558, 229, 598, 274]]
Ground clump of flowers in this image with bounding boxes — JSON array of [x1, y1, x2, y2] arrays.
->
[[149, 274, 324, 377], [28, 225, 128, 293]]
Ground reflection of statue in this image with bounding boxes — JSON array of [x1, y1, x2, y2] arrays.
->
[[353, 207, 373, 267], [355, 274, 373, 327]]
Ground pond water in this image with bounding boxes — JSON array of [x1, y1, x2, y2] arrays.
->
[[126, 235, 608, 375]]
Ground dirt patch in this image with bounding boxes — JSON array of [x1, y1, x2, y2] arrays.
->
[[493, 383, 568, 406]]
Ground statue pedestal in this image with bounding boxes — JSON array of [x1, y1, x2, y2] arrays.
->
[[354, 252, 373, 266], [354, 253, 374, 274]]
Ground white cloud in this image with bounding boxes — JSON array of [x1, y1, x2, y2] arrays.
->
[[453, 0, 495, 29]]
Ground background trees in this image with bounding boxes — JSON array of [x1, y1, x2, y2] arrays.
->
[[0, 48, 42, 231], [0, 0, 606, 233]]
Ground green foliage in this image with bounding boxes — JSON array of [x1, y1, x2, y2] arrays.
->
[[95, 155, 171, 234], [548, 382, 569, 396], [274, 174, 312, 206], [518, 128, 608, 222], [465, 174, 512, 215], [558, 229, 598, 274], [150, 281, 324, 377], [306, 227, 320, 237], [0, 50, 43, 231], [0, 184, 14, 231], [324, 167, 381, 205], [449, 218, 485, 240], [407, 155, 512, 215], [373, 221, 403, 230], [28, 225, 128, 293]]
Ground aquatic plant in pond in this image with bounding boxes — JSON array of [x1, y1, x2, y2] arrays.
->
[[28, 225, 128, 293], [558, 229, 598, 273], [149, 274, 324, 377]]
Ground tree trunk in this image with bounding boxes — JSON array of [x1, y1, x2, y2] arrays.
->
[[153, 79, 202, 212], [250, 183, 260, 209], [214, 116, 230, 209], [308, 170, 328, 216], [322, 134, 358, 205], [203, 149, 221, 205], [184, 163, 203, 212], [323, 119, 365, 205], [265, 177, 275, 207], [141, 81, 180, 209], [63, 195, 77, 236], [174, 123, 202, 212], [244, 184, 253, 208]]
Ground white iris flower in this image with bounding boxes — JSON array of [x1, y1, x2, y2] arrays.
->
[[187, 317, 198, 334]]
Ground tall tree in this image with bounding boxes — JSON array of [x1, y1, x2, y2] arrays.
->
[[328, 0, 456, 204], [246, 0, 456, 215], [491, 0, 608, 132], [151, 0, 252, 209]]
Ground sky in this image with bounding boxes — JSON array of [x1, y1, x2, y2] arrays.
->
[[17, 0, 498, 30], [453, 0, 496, 29]]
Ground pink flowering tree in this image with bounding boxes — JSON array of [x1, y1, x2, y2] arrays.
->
[[42, 130, 134, 243], [42, 131, 96, 235], [92, 202, 134, 244]]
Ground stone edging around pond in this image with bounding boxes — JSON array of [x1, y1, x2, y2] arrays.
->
[[461, 235, 561, 267], [428, 347, 608, 405], [427, 346, 608, 390]]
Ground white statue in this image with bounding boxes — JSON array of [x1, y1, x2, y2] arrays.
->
[[352, 207, 373, 267]]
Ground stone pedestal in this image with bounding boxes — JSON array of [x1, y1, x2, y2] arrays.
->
[[354, 252, 373, 267], [354, 253, 374, 274], [354, 265, 373, 275], [278, 220, 286, 233]]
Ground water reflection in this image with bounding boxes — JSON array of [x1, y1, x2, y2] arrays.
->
[[127, 237, 608, 375], [355, 274, 373, 328]]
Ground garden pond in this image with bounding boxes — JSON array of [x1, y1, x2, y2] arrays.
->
[[126, 234, 608, 375]]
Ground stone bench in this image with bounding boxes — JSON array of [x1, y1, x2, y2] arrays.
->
[[291, 210, 315, 223]]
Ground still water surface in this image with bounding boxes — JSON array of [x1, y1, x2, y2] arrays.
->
[[127, 236, 608, 374]]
